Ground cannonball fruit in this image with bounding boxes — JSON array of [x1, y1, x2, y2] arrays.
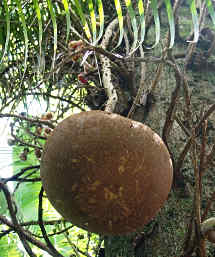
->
[[40, 111, 173, 235]]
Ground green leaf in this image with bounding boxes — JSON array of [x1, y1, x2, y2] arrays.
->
[[114, 0, 124, 49], [138, 0, 145, 44], [47, 0, 57, 70], [0, 190, 7, 215], [129, 0, 145, 54], [205, 0, 215, 25], [62, 0, 71, 43], [188, 0, 199, 42], [12, 147, 40, 221], [14, 181, 41, 220], [0, 235, 22, 257], [74, 0, 92, 40], [88, 0, 97, 42], [95, 0, 104, 44], [164, 0, 175, 48], [124, 0, 138, 52], [32, 0, 43, 56], [0, 0, 10, 65], [150, 0, 160, 48], [15, 0, 29, 75]]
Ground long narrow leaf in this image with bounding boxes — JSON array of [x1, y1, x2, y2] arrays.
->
[[114, 0, 124, 49], [94, 0, 104, 44], [15, 0, 29, 74], [150, 0, 160, 48], [124, 0, 138, 52], [0, 0, 10, 64], [32, 0, 43, 56], [188, 0, 199, 42], [138, 0, 145, 44], [205, 0, 215, 25], [129, 0, 145, 54], [47, 0, 57, 70], [88, 0, 97, 42], [164, 0, 175, 48], [62, 0, 71, 43], [74, 0, 92, 40]]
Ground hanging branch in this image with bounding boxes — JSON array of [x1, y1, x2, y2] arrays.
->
[[38, 187, 65, 257], [0, 113, 55, 129]]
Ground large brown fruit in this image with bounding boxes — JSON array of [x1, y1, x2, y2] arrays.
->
[[40, 111, 173, 235]]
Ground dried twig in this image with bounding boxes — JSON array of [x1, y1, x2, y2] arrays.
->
[[199, 120, 208, 194]]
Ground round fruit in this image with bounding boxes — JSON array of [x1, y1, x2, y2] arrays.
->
[[40, 111, 173, 235]]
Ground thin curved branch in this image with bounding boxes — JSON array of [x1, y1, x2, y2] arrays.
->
[[0, 182, 37, 257], [0, 113, 55, 129], [1, 165, 40, 183], [38, 187, 65, 257], [0, 215, 55, 255]]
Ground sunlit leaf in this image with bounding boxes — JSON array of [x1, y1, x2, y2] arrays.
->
[[164, 0, 175, 48], [14, 180, 41, 220], [95, 0, 104, 44], [62, 0, 71, 43], [15, 0, 29, 74], [114, 0, 124, 49], [74, 0, 92, 40], [88, 0, 97, 42], [47, 0, 57, 70], [138, 0, 145, 44], [33, 0, 43, 56], [0, 235, 21, 257], [188, 0, 199, 42], [0, 0, 10, 64]]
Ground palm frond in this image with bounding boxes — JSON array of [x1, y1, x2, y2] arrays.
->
[[1, 0, 215, 71]]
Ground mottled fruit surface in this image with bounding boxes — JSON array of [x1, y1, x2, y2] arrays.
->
[[40, 111, 173, 235]]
